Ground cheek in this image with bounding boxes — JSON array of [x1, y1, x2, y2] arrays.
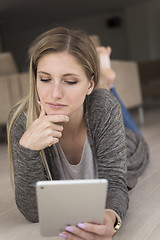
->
[[69, 88, 87, 104], [37, 82, 47, 100], [36, 81, 41, 97]]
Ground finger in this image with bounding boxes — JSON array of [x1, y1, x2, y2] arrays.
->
[[40, 103, 46, 117], [51, 123, 64, 132], [40, 119, 64, 132], [46, 136, 60, 147], [78, 222, 115, 238], [46, 128, 62, 139], [46, 114, 69, 124], [59, 231, 83, 240], [37, 100, 46, 117], [77, 222, 107, 236], [62, 225, 96, 240]]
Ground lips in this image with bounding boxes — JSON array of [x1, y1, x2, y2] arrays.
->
[[47, 102, 67, 109]]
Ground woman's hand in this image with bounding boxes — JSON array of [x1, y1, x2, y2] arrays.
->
[[59, 209, 116, 240], [19, 102, 69, 150]]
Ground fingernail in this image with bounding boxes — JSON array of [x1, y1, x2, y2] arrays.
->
[[65, 226, 75, 232], [59, 233, 68, 238], [37, 100, 41, 105], [66, 116, 69, 121], [77, 223, 86, 229]]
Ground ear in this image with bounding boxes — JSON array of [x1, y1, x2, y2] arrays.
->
[[87, 77, 95, 95]]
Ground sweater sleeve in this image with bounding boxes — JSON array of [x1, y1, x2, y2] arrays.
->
[[101, 101, 129, 220], [10, 110, 46, 222], [86, 89, 129, 220]]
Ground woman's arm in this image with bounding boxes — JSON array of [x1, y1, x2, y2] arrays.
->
[[10, 103, 69, 222], [96, 97, 129, 220], [10, 112, 46, 222], [86, 89, 129, 220]]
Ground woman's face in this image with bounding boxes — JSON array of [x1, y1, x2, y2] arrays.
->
[[36, 52, 94, 117]]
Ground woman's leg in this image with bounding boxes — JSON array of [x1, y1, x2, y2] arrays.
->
[[97, 46, 141, 135], [110, 87, 141, 135]]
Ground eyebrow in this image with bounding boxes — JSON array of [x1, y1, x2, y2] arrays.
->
[[37, 71, 51, 76], [37, 71, 80, 78], [63, 73, 80, 78]]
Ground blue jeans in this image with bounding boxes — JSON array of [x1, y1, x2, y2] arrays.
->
[[110, 87, 141, 135]]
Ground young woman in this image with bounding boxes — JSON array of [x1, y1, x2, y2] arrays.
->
[[7, 27, 128, 240]]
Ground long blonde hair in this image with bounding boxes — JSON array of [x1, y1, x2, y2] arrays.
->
[[7, 26, 100, 184]]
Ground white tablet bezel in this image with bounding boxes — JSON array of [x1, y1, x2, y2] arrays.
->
[[36, 179, 108, 237]]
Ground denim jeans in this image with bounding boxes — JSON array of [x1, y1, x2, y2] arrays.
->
[[110, 87, 141, 136]]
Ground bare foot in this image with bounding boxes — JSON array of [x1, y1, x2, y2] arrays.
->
[[96, 46, 112, 68], [96, 46, 116, 90]]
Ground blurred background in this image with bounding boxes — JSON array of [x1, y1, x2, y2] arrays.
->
[[0, 0, 160, 141], [0, 0, 160, 65], [0, 2, 160, 239]]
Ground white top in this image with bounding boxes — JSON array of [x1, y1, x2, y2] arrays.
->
[[53, 136, 98, 180]]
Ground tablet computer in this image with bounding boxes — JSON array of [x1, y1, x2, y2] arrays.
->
[[36, 179, 108, 237]]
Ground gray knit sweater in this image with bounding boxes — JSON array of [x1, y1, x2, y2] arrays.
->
[[10, 88, 129, 223]]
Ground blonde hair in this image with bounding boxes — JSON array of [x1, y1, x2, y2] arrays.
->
[[7, 26, 100, 184]]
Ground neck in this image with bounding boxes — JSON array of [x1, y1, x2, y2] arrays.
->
[[62, 106, 85, 138]]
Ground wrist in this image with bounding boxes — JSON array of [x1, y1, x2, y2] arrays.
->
[[105, 209, 116, 226], [105, 209, 122, 234]]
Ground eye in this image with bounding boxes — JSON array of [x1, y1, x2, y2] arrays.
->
[[65, 81, 78, 85], [40, 78, 51, 82]]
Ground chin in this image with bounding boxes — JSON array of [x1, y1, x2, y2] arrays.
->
[[47, 110, 65, 115]]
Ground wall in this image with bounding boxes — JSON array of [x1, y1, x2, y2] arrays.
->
[[3, 23, 50, 71], [2, 1, 160, 70], [147, 0, 160, 60], [125, 0, 160, 61], [63, 10, 128, 61], [66, 1, 160, 62], [125, 3, 151, 61], [3, 10, 129, 71], [0, 21, 4, 52]]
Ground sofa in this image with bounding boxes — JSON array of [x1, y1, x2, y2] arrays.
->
[[111, 59, 144, 125], [0, 51, 144, 127], [0, 53, 29, 125]]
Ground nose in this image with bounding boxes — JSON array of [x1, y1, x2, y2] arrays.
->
[[51, 82, 63, 99]]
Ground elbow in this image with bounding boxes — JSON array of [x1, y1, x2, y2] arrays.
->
[[15, 198, 39, 223], [17, 204, 39, 223]]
